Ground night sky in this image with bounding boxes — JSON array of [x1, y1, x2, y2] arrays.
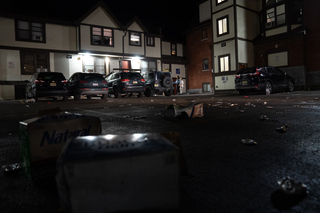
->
[[0, 0, 199, 42]]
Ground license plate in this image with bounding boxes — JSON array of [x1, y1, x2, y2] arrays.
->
[[50, 83, 56, 86], [242, 81, 247, 85], [133, 81, 137, 84], [93, 83, 98, 86]]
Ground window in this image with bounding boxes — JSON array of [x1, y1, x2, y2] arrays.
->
[[217, 16, 228, 36], [203, 59, 209, 71], [266, 3, 286, 28], [129, 32, 141, 46], [266, 0, 284, 7], [147, 36, 155, 46], [292, 0, 303, 23], [92, 27, 113, 46], [218, 54, 230, 72], [216, 0, 227, 5], [171, 43, 177, 56], [202, 83, 211, 92], [21, 51, 48, 75], [16, 20, 45, 42], [201, 28, 208, 40]]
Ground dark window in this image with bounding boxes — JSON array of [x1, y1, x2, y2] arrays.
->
[[217, 16, 229, 36], [129, 32, 141, 46], [92, 27, 113, 46], [202, 83, 211, 92], [266, 0, 284, 7], [21, 51, 49, 75], [292, 0, 303, 23], [80, 74, 104, 80], [16, 20, 45, 42], [201, 28, 208, 40], [171, 43, 177, 56], [265, 2, 286, 28], [216, 0, 228, 5], [203, 59, 209, 71], [38, 73, 65, 81], [147, 36, 155, 46]]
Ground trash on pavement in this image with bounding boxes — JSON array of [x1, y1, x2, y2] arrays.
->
[[20, 109, 101, 182], [278, 177, 308, 195], [259, 115, 269, 121], [264, 102, 267, 105], [132, 116, 147, 120], [266, 106, 274, 109], [26, 105, 29, 108], [241, 139, 257, 145], [244, 96, 248, 98], [123, 115, 130, 118], [2, 163, 22, 176], [275, 124, 288, 133], [56, 133, 180, 213], [163, 103, 204, 118], [119, 105, 125, 108]]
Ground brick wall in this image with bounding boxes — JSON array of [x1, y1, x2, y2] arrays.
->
[[186, 23, 213, 92]]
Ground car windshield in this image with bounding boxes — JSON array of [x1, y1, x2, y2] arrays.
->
[[238, 68, 257, 74], [121, 73, 142, 79], [80, 74, 104, 80], [38, 73, 65, 80]]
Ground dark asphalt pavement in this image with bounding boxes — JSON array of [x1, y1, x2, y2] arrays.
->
[[1, 91, 320, 213]]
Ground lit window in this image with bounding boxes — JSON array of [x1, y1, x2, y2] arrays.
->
[[92, 27, 113, 46], [219, 55, 230, 72], [217, 0, 227, 5], [217, 16, 228, 36], [16, 20, 45, 42], [203, 59, 209, 71], [171, 43, 177, 56], [130, 32, 141, 46]]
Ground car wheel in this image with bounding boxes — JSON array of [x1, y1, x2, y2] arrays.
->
[[265, 81, 273, 95], [63, 96, 68, 101], [287, 80, 294, 92], [162, 76, 173, 88], [165, 90, 173, 96], [101, 94, 108, 100], [137, 92, 143, 98], [114, 88, 121, 98], [87, 96, 92, 100], [144, 86, 153, 97]]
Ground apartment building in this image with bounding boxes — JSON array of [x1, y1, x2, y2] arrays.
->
[[0, 1, 187, 99], [187, 0, 318, 93]]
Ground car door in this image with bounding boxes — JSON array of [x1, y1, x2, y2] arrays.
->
[[67, 74, 78, 94], [106, 74, 114, 93], [273, 67, 288, 89], [266, 67, 282, 90]]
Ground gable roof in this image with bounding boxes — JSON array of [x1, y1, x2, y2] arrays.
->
[[125, 16, 149, 33]]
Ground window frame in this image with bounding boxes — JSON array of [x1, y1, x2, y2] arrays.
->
[[265, 2, 286, 29], [201, 28, 208, 40], [91, 26, 114, 47], [217, 15, 229, 37], [20, 50, 49, 75], [15, 20, 46, 43], [202, 82, 211, 93], [202, 58, 209, 71], [146, 36, 155, 47], [129, 31, 142, 46], [216, 0, 228, 6], [171, 43, 177, 56], [218, 54, 230, 72]]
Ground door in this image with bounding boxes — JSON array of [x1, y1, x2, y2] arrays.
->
[[121, 60, 131, 72]]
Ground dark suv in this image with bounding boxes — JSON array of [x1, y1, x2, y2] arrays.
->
[[235, 66, 295, 95], [105, 71, 145, 98], [142, 71, 174, 97], [25, 72, 68, 102]]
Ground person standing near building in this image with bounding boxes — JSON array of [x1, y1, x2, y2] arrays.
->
[[174, 76, 181, 94], [179, 78, 184, 94]]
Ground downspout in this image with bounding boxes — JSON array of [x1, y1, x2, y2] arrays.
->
[[122, 29, 127, 68]]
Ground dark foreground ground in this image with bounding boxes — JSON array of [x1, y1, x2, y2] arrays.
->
[[1, 91, 320, 213]]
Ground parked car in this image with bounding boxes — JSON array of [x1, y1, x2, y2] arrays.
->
[[67, 72, 108, 100], [235, 66, 295, 95], [142, 71, 174, 97], [105, 70, 145, 98], [25, 72, 68, 102]]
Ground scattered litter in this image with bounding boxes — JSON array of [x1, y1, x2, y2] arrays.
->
[[8, 133, 12, 136], [119, 105, 125, 108], [266, 88, 270, 95], [191, 100, 196, 103], [163, 103, 204, 118], [266, 106, 274, 109], [132, 116, 147, 120], [48, 102, 51, 105], [26, 99, 35, 103], [127, 104, 132, 107], [123, 115, 130, 118], [2, 163, 22, 176], [241, 139, 257, 145], [149, 107, 154, 109], [278, 177, 308, 195], [244, 96, 248, 98], [172, 99, 176, 102], [293, 105, 301, 108], [236, 107, 245, 113], [103, 107, 109, 109], [26, 105, 29, 108], [259, 115, 269, 121], [275, 124, 288, 133], [264, 102, 267, 105], [151, 100, 154, 102], [245, 102, 256, 107]]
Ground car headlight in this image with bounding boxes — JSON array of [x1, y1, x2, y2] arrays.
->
[[155, 84, 159, 87]]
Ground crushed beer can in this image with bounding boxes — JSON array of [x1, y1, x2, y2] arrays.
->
[[278, 177, 308, 195], [276, 124, 288, 133], [241, 139, 257, 145]]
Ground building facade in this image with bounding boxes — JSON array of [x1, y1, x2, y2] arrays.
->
[[188, 0, 318, 93], [0, 1, 187, 99]]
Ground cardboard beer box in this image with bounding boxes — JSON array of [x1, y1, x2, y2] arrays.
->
[[19, 112, 101, 182], [56, 133, 180, 213]]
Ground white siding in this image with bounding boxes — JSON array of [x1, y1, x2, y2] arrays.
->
[[162, 41, 171, 56], [52, 53, 83, 78], [266, 26, 287, 37], [171, 64, 185, 78], [268, 51, 288, 67], [123, 33, 145, 55], [212, 7, 235, 43], [236, 0, 262, 12], [237, 7, 260, 40], [214, 40, 236, 73], [215, 75, 235, 90], [0, 49, 22, 81], [212, 0, 234, 13], [199, 1, 211, 23], [238, 40, 254, 67], [0, 85, 15, 100], [146, 37, 161, 58], [177, 44, 183, 57], [127, 22, 143, 32], [81, 7, 118, 28]]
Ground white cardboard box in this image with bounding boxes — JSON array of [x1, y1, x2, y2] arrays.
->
[[56, 133, 180, 213], [19, 112, 101, 181]]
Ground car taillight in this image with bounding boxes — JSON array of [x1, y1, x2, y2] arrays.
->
[[102, 80, 107, 83], [79, 80, 88, 83], [35, 80, 44, 83], [61, 80, 68, 83], [235, 74, 240, 78], [141, 79, 145, 82], [121, 79, 129, 82]]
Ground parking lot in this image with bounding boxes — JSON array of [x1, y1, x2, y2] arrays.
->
[[1, 91, 320, 213]]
